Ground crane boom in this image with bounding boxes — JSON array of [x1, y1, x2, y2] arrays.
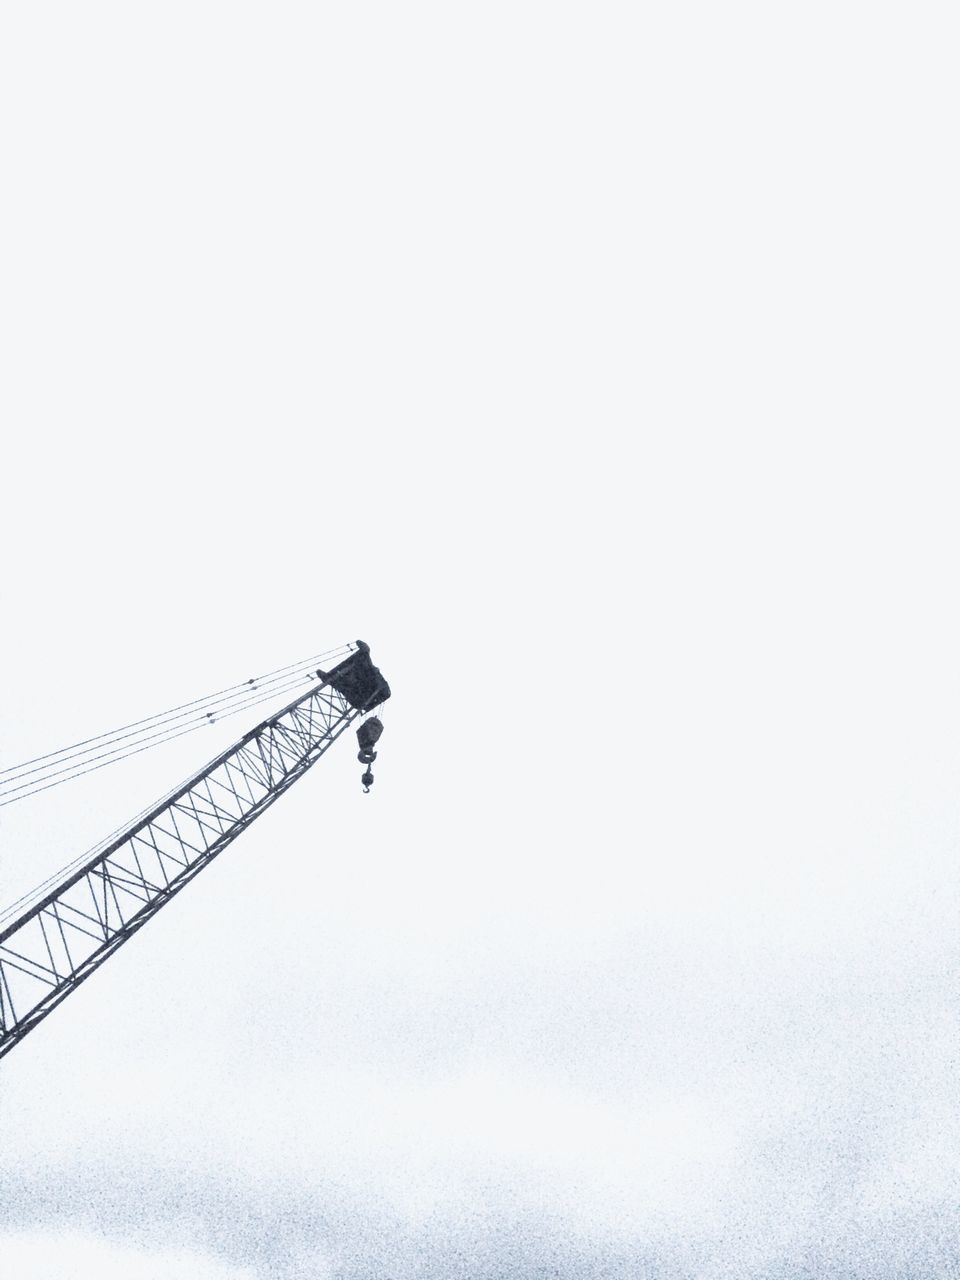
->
[[0, 641, 390, 1061]]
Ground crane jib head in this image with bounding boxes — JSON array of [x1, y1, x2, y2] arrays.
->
[[316, 642, 390, 792], [316, 640, 391, 713]]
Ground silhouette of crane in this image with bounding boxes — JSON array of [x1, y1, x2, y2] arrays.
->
[[0, 641, 390, 1061]]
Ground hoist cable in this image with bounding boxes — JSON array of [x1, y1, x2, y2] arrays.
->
[[0, 674, 311, 804], [0, 725, 268, 926], [0, 643, 351, 782], [0, 658, 345, 794], [0, 659, 349, 925], [0, 741, 229, 926], [0, 669, 324, 806]]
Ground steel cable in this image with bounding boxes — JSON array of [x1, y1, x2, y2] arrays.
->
[[0, 669, 329, 806], [0, 643, 352, 783], [0, 658, 350, 923], [0, 664, 337, 795]]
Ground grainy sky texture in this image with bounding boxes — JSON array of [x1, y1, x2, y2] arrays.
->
[[1, 3, 959, 1277]]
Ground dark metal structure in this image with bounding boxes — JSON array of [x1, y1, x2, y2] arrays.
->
[[356, 717, 384, 792], [0, 642, 389, 1061]]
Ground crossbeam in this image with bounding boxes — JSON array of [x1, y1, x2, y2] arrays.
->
[[0, 675, 363, 1060]]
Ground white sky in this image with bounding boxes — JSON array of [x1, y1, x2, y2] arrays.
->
[[1, 2, 959, 1277]]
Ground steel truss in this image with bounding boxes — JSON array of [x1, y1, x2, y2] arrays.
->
[[0, 680, 359, 1060]]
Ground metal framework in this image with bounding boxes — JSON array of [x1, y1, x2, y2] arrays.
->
[[0, 643, 389, 1061]]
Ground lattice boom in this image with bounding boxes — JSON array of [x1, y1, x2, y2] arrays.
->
[[0, 681, 357, 1060]]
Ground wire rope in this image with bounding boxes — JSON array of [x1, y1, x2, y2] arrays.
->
[[0, 643, 351, 782], [0, 655, 352, 926], [0, 669, 326, 806], [0, 662, 340, 794]]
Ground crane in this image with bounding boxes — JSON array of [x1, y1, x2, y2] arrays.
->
[[0, 640, 390, 1061]]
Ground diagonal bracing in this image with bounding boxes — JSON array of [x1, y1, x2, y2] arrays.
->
[[0, 677, 362, 1061]]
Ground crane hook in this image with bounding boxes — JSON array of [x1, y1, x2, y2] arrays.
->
[[356, 717, 384, 794]]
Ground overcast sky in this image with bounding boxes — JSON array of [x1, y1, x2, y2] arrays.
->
[[1, 2, 959, 1277]]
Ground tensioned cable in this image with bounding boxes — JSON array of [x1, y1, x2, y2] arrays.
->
[[0, 670, 337, 798], [0, 703, 287, 924], [0, 686, 284, 925], [0, 750, 224, 923], [0, 669, 329, 807], [0, 643, 352, 784], [0, 680, 303, 804], [0, 657, 349, 795], [0, 662, 349, 925], [0, 670, 323, 793]]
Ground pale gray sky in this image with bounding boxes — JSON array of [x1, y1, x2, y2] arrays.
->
[[1, 2, 959, 1277]]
